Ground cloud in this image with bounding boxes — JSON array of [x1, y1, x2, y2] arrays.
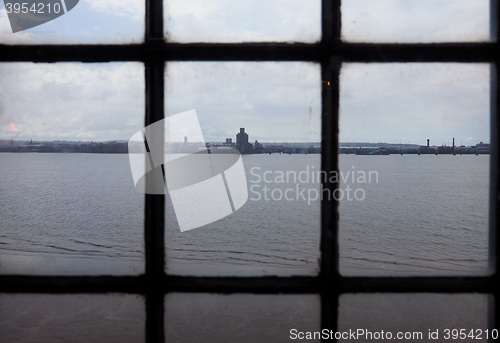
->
[[165, 62, 321, 142], [342, 0, 490, 42], [241, 102, 254, 111], [0, 2, 144, 44], [84, 0, 143, 22], [165, 0, 320, 43], [0, 63, 144, 141], [0, 9, 38, 43]]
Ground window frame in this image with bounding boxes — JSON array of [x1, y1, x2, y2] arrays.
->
[[0, 0, 498, 342]]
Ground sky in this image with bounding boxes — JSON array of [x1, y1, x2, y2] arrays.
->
[[340, 63, 491, 146], [0, 0, 492, 144]]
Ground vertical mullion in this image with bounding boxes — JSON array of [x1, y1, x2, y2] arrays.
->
[[320, 0, 342, 278], [145, 1, 165, 343], [321, 0, 341, 46], [321, 0, 341, 340], [320, 59, 341, 279], [144, 60, 166, 277], [321, 0, 334, 45], [492, 0, 500, 334], [320, 58, 341, 340], [144, 60, 166, 343], [146, 0, 164, 41], [491, 62, 499, 333]]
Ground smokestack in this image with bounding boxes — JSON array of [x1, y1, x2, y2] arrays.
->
[[452, 138, 455, 148], [427, 139, 430, 147]]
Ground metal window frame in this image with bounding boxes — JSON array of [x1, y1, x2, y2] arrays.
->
[[0, 0, 498, 342]]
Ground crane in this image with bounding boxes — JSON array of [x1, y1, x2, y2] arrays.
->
[[9, 131, 19, 148]]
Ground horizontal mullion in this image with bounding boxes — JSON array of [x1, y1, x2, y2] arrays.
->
[[0, 42, 497, 62], [0, 43, 320, 62], [158, 43, 322, 61], [0, 45, 144, 62], [0, 275, 320, 294], [164, 275, 320, 293], [0, 275, 146, 293], [339, 43, 499, 62], [340, 276, 497, 293], [0, 275, 495, 294], [165, 276, 497, 294]]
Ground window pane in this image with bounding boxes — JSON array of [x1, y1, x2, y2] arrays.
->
[[339, 63, 490, 276], [164, 0, 321, 43], [0, 63, 145, 275], [164, 62, 321, 275], [342, 0, 492, 43], [165, 293, 320, 343], [0, 294, 144, 343], [339, 294, 490, 342], [0, 1, 144, 44]]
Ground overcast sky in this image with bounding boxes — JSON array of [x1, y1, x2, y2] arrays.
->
[[340, 63, 491, 146], [0, 0, 492, 144]]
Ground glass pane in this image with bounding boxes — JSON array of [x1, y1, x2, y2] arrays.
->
[[339, 63, 490, 276], [342, 0, 492, 43], [0, 294, 144, 343], [0, 63, 145, 275], [0, 1, 144, 44], [165, 293, 320, 343], [164, 0, 321, 43], [163, 62, 321, 276], [339, 294, 490, 342]]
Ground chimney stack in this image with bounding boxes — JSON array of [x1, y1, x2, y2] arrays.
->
[[427, 139, 430, 147], [452, 138, 455, 148]]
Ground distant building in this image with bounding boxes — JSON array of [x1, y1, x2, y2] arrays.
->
[[475, 142, 490, 154], [437, 145, 454, 154], [223, 138, 234, 146], [419, 138, 436, 154], [236, 128, 253, 154], [254, 140, 263, 153]]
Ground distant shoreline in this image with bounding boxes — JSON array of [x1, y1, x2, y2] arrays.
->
[[0, 140, 489, 155]]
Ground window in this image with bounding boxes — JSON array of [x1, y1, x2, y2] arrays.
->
[[0, 1, 498, 342]]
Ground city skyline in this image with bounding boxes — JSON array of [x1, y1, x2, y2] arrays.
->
[[1, 130, 490, 147]]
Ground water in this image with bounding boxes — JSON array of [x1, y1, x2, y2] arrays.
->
[[165, 153, 321, 276], [339, 154, 490, 276], [0, 152, 490, 276], [0, 153, 144, 275]]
